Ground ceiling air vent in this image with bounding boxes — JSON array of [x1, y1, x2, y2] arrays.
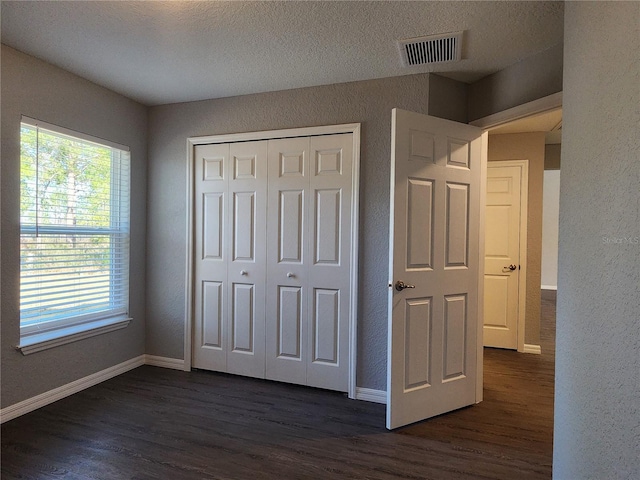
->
[[398, 31, 463, 67]]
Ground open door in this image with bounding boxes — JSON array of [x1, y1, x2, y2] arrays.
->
[[387, 108, 486, 429]]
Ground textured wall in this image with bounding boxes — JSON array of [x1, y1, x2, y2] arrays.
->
[[541, 171, 560, 290], [488, 132, 546, 346], [146, 74, 441, 390], [469, 43, 564, 122], [428, 74, 468, 123], [553, 3, 640, 478], [544, 144, 561, 170], [0, 46, 148, 408]]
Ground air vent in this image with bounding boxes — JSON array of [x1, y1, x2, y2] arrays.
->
[[398, 31, 463, 67]]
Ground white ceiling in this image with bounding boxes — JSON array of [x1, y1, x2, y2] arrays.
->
[[1, 1, 564, 106]]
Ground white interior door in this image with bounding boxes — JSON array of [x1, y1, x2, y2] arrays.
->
[[265, 137, 310, 385], [265, 134, 352, 392], [306, 134, 352, 392], [387, 108, 485, 429], [483, 162, 524, 349], [226, 141, 268, 377], [193, 143, 229, 372]]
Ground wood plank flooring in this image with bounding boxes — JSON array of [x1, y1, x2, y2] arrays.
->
[[1, 292, 556, 479]]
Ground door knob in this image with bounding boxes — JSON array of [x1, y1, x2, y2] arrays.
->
[[240, 270, 247, 276], [287, 272, 295, 278], [395, 280, 416, 292], [505, 264, 517, 271]]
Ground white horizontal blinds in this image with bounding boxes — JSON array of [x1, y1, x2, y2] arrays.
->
[[20, 121, 130, 333]]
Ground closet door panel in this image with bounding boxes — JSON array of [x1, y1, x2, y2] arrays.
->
[[277, 286, 303, 359], [266, 137, 310, 385], [226, 141, 267, 379], [307, 134, 353, 392], [193, 144, 229, 371]]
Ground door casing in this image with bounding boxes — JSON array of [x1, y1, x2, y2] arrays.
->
[[184, 123, 361, 399]]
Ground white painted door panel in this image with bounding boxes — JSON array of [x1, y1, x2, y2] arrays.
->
[[387, 109, 484, 429], [266, 137, 310, 385], [306, 134, 352, 392], [226, 141, 267, 378], [193, 144, 229, 371], [484, 164, 521, 349]]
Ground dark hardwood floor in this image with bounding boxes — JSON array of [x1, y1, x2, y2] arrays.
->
[[1, 292, 556, 479]]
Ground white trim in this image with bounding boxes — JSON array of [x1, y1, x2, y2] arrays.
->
[[476, 131, 489, 403], [355, 387, 386, 404], [185, 123, 361, 398], [523, 344, 542, 355], [145, 355, 185, 370], [347, 124, 361, 400], [17, 317, 132, 355], [541, 285, 558, 291], [187, 123, 361, 146], [0, 355, 144, 424], [183, 135, 194, 373], [469, 92, 563, 130], [487, 160, 529, 353]]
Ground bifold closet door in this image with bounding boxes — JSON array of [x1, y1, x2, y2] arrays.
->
[[193, 143, 229, 372], [266, 134, 352, 392], [265, 137, 310, 386], [193, 141, 267, 379], [306, 134, 352, 392], [226, 141, 267, 378]]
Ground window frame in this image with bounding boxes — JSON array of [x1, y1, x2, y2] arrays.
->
[[17, 116, 132, 355]]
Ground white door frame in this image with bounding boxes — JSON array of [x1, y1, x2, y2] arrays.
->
[[486, 159, 529, 353], [183, 123, 361, 399], [470, 92, 562, 130]]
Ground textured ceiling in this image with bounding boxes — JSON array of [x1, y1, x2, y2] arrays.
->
[[1, 1, 564, 106]]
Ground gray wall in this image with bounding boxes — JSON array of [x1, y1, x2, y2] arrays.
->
[[468, 43, 564, 122], [428, 74, 469, 123], [0, 45, 148, 407], [554, 2, 639, 478], [146, 73, 444, 390]]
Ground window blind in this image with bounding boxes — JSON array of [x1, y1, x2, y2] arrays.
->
[[20, 119, 131, 335]]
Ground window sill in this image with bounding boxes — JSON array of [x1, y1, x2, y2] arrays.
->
[[17, 316, 132, 355]]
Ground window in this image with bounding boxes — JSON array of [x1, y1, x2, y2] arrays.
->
[[19, 117, 131, 353]]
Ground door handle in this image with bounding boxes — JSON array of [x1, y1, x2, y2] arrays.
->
[[505, 264, 517, 271], [395, 280, 416, 292]]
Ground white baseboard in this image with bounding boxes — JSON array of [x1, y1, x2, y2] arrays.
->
[[355, 387, 386, 404], [541, 285, 557, 291], [145, 355, 185, 370], [0, 355, 145, 424], [524, 344, 542, 354]]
